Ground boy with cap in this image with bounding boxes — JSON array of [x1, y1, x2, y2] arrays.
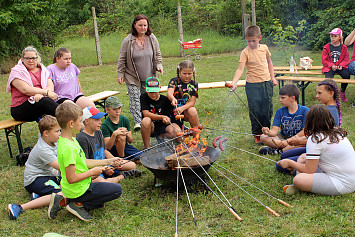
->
[[140, 77, 182, 149], [77, 106, 141, 183], [101, 96, 142, 161]]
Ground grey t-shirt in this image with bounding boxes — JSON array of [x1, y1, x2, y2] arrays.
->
[[76, 130, 106, 160], [24, 137, 59, 187], [132, 36, 154, 82]]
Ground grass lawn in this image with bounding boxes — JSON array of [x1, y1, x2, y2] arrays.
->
[[0, 50, 354, 236]]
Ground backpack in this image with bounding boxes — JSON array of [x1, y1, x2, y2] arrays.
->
[[16, 147, 32, 166]]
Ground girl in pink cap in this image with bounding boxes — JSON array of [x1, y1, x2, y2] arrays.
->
[[321, 28, 351, 102]]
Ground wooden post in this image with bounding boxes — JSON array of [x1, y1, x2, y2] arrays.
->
[[92, 6, 102, 65], [241, 0, 247, 37], [177, 2, 184, 57], [251, 0, 256, 25], [243, 14, 250, 32]]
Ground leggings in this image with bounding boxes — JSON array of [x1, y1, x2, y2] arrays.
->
[[126, 83, 145, 125], [324, 68, 350, 92], [11, 97, 59, 122], [276, 147, 306, 174]]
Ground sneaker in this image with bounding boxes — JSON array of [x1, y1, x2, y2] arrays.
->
[[31, 192, 40, 200], [352, 101, 355, 108], [156, 137, 165, 144], [254, 134, 263, 145], [339, 91, 348, 102], [8, 204, 23, 220], [283, 184, 300, 195], [134, 123, 141, 131], [48, 193, 64, 219], [66, 202, 93, 221], [121, 169, 142, 179], [258, 146, 282, 155]]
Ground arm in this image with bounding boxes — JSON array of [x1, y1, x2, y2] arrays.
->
[[277, 158, 319, 174], [86, 157, 119, 168], [338, 45, 350, 68], [65, 164, 104, 184], [104, 128, 128, 150], [262, 126, 279, 137], [167, 87, 178, 106], [117, 37, 129, 84], [266, 54, 277, 86], [77, 76, 83, 93], [11, 79, 49, 97], [152, 34, 163, 76], [344, 28, 355, 46], [48, 160, 60, 171], [142, 110, 171, 125], [231, 62, 246, 89], [126, 131, 133, 144], [321, 44, 334, 69], [176, 96, 197, 114]]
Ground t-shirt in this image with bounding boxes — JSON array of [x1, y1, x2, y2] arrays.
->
[[327, 105, 340, 126], [329, 44, 342, 64], [239, 44, 271, 83], [76, 130, 106, 161], [306, 135, 355, 194], [140, 93, 174, 125], [168, 77, 198, 106], [57, 136, 90, 199], [24, 137, 59, 187], [273, 105, 309, 138], [101, 115, 131, 141], [47, 63, 81, 101]]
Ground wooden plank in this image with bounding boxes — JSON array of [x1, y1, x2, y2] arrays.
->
[[275, 70, 323, 75], [0, 119, 25, 130], [276, 76, 355, 84], [274, 66, 322, 71], [160, 80, 245, 92], [87, 91, 120, 102]]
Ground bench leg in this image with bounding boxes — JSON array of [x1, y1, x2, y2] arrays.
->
[[4, 129, 14, 159], [4, 124, 23, 159]]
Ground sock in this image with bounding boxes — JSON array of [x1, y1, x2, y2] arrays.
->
[[59, 197, 68, 207]]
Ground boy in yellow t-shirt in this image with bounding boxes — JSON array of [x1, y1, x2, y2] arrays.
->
[[49, 103, 122, 221], [231, 25, 277, 144]]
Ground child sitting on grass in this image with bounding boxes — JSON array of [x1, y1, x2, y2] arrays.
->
[[278, 104, 355, 195], [141, 77, 182, 149], [259, 85, 309, 155], [167, 60, 199, 128], [77, 106, 141, 183], [8, 115, 68, 220], [49, 103, 122, 221], [101, 96, 142, 161]]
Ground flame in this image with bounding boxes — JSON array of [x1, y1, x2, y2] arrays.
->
[[175, 129, 207, 156]]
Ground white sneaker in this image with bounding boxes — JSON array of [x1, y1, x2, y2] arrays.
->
[[134, 123, 141, 131]]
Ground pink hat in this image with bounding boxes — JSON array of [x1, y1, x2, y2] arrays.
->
[[329, 28, 342, 36]]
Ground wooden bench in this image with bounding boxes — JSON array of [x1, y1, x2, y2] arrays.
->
[[1, 90, 120, 159], [274, 66, 323, 71], [276, 76, 354, 105], [159, 80, 246, 92]]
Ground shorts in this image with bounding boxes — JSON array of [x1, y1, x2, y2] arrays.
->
[[25, 176, 61, 196], [151, 122, 168, 137], [57, 94, 84, 104], [312, 173, 341, 196]]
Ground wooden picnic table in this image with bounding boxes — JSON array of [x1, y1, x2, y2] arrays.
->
[[276, 76, 354, 105], [273, 66, 323, 71]]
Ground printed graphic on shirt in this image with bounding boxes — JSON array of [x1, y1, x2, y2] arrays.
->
[[281, 115, 304, 137], [55, 71, 76, 83], [94, 144, 105, 160]]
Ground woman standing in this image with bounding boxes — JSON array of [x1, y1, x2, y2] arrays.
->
[[6, 46, 59, 121], [117, 14, 163, 131]]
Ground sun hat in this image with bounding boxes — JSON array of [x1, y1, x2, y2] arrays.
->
[[145, 77, 160, 92], [82, 107, 107, 121], [329, 28, 342, 36], [105, 96, 124, 108]]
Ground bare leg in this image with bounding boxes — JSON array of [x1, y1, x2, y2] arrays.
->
[[183, 107, 199, 127], [293, 173, 313, 192], [141, 117, 154, 148], [114, 134, 126, 158], [164, 123, 181, 139], [75, 96, 95, 109], [92, 175, 124, 183], [119, 161, 136, 171], [21, 192, 64, 211], [260, 135, 284, 148]]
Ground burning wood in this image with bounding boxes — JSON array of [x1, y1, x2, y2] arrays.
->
[[165, 152, 210, 169]]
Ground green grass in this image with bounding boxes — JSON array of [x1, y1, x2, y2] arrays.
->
[[0, 50, 354, 236]]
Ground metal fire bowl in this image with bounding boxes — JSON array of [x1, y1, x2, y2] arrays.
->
[[140, 143, 220, 182]]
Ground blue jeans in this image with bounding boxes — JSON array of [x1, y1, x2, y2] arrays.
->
[[276, 147, 306, 173], [69, 182, 122, 209]]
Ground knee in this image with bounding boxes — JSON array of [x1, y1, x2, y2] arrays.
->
[[293, 173, 306, 187], [141, 117, 152, 128]]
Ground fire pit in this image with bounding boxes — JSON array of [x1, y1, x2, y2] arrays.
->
[[140, 141, 220, 184]]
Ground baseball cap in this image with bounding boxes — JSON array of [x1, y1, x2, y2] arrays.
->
[[145, 77, 160, 92], [329, 28, 342, 36], [82, 107, 107, 121], [105, 96, 124, 108]]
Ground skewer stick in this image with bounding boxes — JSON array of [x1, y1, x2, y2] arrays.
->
[[215, 163, 293, 207], [173, 146, 197, 226], [178, 142, 243, 221], [225, 144, 277, 163]]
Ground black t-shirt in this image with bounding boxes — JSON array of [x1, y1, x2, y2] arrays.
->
[[168, 77, 198, 106], [140, 93, 174, 125], [329, 44, 342, 63]]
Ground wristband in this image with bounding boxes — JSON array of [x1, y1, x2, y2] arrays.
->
[[46, 90, 49, 96]]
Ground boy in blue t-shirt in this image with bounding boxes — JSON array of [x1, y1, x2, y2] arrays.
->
[[259, 85, 309, 154]]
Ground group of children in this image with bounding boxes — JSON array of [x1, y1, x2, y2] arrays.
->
[[8, 25, 355, 221]]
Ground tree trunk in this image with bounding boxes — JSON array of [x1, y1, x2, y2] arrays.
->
[[251, 0, 256, 25], [241, 0, 247, 36], [92, 6, 102, 65]]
